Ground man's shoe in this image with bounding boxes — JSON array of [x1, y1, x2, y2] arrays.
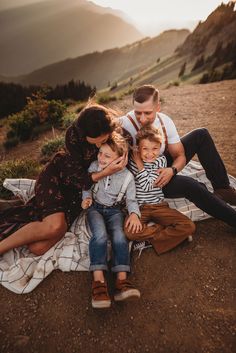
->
[[91, 281, 111, 309], [114, 279, 141, 302], [214, 186, 236, 206]]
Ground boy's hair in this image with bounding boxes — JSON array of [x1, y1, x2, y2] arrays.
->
[[133, 85, 160, 104], [136, 126, 162, 146], [105, 131, 128, 157]]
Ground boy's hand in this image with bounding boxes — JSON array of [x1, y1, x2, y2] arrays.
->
[[81, 197, 93, 209], [125, 213, 142, 234], [131, 148, 144, 171]]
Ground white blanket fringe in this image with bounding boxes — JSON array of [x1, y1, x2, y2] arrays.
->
[[0, 161, 235, 293]]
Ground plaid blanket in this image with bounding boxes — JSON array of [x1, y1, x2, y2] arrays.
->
[[0, 161, 235, 293]]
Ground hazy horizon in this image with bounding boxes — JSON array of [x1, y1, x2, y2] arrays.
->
[[93, 0, 231, 35], [0, 0, 232, 36]]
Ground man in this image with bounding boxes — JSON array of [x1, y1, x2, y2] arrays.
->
[[120, 84, 236, 228]]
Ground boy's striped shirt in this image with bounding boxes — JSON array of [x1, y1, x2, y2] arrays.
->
[[128, 155, 167, 205]]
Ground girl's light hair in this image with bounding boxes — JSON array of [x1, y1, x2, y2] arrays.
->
[[133, 84, 159, 104], [136, 126, 162, 146], [105, 131, 128, 157]]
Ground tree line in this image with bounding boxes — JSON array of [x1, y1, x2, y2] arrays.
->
[[0, 80, 95, 119]]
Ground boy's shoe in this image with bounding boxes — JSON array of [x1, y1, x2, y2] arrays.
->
[[114, 279, 141, 302], [91, 281, 111, 309], [131, 240, 152, 257], [214, 186, 236, 206], [132, 240, 152, 252]]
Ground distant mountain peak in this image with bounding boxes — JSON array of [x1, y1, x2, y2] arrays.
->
[[176, 2, 236, 57]]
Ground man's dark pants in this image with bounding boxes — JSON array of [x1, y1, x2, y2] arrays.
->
[[163, 128, 236, 227]]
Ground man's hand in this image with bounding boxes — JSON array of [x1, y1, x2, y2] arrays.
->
[[154, 167, 174, 188], [81, 197, 93, 209], [125, 213, 143, 234]]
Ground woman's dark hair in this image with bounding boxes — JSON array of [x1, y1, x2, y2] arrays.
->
[[75, 103, 117, 138]]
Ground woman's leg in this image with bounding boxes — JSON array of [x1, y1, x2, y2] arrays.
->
[[163, 175, 236, 227], [0, 212, 67, 255]]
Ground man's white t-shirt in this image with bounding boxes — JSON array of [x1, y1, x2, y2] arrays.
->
[[119, 111, 180, 155]]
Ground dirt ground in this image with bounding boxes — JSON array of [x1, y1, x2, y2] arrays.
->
[[0, 80, 236, 353]]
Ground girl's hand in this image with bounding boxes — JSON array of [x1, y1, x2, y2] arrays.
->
[[81, 197, 93, 209], [125, 213, 143, 234]]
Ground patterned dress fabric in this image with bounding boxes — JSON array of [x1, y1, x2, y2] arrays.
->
[[0, 123, 98, 240]]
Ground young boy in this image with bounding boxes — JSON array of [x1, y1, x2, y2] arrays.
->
[[82, 131, 142, 309], [125, 126, 196, 254]]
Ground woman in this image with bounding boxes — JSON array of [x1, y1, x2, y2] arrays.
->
[[0, 104, 126, 255], [120, 84, 236, 228]]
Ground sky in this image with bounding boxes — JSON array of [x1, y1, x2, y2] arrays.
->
[[0, 0, 232, 35], [92, 0, 230, 35]]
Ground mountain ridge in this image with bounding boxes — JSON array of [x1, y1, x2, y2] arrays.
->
[[0, 0, 142, 76], [6, 29, 189, 89]]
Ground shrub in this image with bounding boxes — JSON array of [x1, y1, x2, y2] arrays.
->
[[47, 100, 66, 126], [61, 112, 77, 129], [3, 137, 20, 149], [0, 159, 41, 198], [7, 111, 36, 141], [166, 80, 180, 88], [192, 56, 205, 72], [41, 136, 65, 158], [31, 123, 52, 139], [178, 62, 186, 77], [110, 82, 118, 91], [97, 94, 117, 104], [76, 102, 86, 113], [4, 91, 66, 145]]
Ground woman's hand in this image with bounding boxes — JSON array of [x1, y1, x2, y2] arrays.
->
[[81, 197, 93, 209], [104, 153, 128, 176], [154, 167, 174, 188], [125, 213, 143, 234]]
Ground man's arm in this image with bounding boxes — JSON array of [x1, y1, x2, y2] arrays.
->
[[168, 141, 186, 172]]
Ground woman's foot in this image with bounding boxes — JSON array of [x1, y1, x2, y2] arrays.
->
[[91, 280, 111, 309], [114, 279, 141, 301]]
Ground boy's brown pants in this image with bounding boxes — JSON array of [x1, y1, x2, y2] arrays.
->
[[125, 202, 196, 254]]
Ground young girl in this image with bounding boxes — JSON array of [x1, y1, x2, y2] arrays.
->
[[125, 126, 196, 254], [82, 132, 142, 309]]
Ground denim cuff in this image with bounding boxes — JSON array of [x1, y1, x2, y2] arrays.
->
[[111, 265, 130, 273], [89, 264, 108, 272]]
